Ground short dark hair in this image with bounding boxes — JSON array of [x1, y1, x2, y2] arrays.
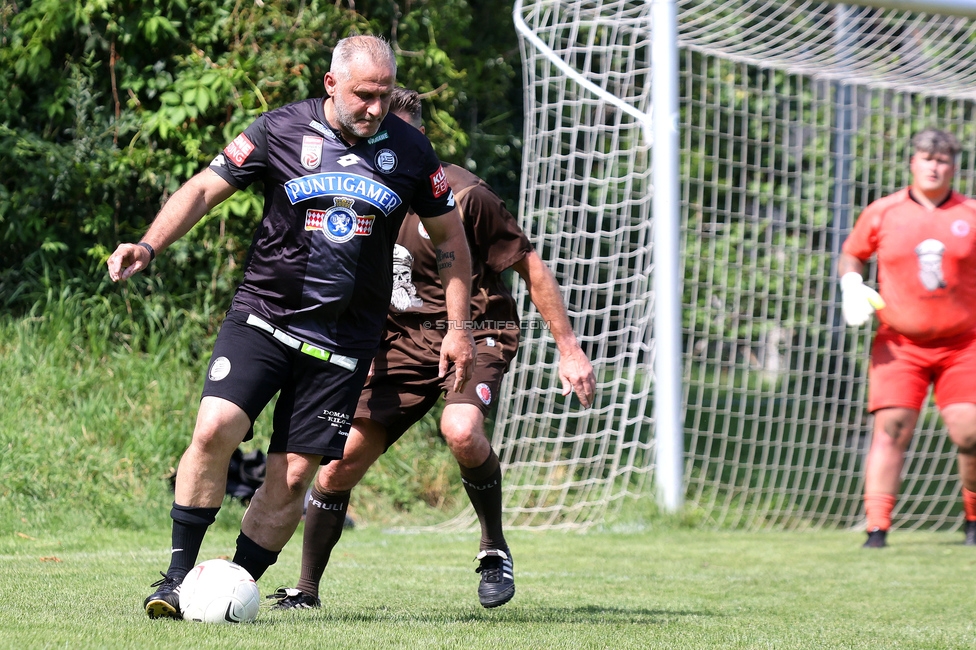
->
[[912, 128, 961, 158], [389, 87, 423, 128]]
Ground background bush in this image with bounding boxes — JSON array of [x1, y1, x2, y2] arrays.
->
[[0, 0, 522, 316], [0, 0, 521, 528]]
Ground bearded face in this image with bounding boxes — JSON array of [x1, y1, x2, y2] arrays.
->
[[325, 58, 395, 141]]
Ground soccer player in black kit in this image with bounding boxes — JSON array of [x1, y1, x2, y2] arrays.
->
[[107, 35, 476, 620], [269, 88, 596, 611]]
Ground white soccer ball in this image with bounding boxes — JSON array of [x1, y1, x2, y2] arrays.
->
[[179, 559, 260, 624]]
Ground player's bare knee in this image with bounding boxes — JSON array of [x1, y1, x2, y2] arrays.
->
[[442, 424, 484, 456], [284, 473, 311, 498], [957, 441, 976, 455], [951, 429, 976, 454], [440, 410, 484, 445], [190, 409, 249, 456], [442, 428, 491, 469], [254, 477, 306, 509], [942, 404, 976, 453], [259, 453, 317, 504], [441, 422, 474, 445], [875, 409, 917, 447], [316, 459, 367, 492], [188, 425, 240, 459], [881, 424, 908, 444]]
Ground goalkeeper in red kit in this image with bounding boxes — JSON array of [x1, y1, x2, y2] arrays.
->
[[839, 128, 976, 548]]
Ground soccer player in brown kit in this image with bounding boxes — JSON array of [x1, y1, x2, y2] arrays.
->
[[839, 128, 976, 548], [269, 87, 596, 610], [107, 37, 476, 618]]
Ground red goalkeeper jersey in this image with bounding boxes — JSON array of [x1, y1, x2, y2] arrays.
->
[[842, 187, 976, 341]]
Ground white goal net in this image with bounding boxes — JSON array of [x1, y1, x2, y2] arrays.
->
[[485, 0, 976, 531]]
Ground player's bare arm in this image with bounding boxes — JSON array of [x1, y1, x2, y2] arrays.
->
[[420, 208, 476, 392], [837, 252, 866, 278], [511, 251, 596, 408], [107, 169, 238, 282]]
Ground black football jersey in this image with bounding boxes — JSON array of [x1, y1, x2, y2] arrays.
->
[[209, 97, 455, 357]]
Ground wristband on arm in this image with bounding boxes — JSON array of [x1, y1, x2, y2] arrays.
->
[[137, 242, 156, 263]]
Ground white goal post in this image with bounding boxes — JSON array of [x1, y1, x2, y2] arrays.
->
[[444, 0, 976, 531]]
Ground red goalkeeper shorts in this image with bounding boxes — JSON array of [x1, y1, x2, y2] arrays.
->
[[868, 324, 976, 412]]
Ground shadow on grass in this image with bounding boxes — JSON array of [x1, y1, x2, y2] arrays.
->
[[256, 604, 712, 626]]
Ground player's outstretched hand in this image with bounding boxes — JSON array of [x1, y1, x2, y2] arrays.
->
[[840, 272, 885, 326], [440, 327, 476, 393], [107, 243, 152, 282], [559, 346, 596, 408]]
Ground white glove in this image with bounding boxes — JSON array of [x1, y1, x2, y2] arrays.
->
[[840, 272, 885, 326]]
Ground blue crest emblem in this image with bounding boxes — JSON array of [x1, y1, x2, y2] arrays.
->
[[323, 198, 358, 243]]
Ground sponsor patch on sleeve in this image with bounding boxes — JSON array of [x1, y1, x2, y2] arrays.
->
[[301, 135, 323, 170], [224, 133, 255, 167], [429, 165, 449, 198]]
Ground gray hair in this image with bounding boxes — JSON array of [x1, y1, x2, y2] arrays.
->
[[912, 128, 961, 158], [331, 35, 397, 80]]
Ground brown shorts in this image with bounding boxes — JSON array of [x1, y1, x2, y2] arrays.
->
[[355, 345, 510, 448]]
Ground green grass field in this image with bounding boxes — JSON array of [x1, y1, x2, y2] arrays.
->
[[4, 295, 976, 648], [2, 523, 975, 649]]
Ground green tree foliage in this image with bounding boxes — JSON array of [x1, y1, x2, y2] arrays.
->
[[0, 0, 521, 332]]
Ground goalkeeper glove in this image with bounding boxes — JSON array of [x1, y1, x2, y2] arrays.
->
[[840, 272, 886, 326]]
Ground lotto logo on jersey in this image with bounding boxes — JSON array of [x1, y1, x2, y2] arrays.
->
[[224, 133, 255, 167], [301, 135, 324, 170], [429, 165, 449, 198]]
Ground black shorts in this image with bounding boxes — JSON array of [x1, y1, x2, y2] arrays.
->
[[355, 342, 509, 448], [201, 310, 370, 461]]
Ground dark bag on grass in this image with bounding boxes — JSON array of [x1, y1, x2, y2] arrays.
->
[[225, 448, 267, 503]]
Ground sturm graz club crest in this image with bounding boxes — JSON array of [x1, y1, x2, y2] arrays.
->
[[375, 148, 398, 173]]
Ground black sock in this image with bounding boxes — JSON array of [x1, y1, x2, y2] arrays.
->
[[296, 487, 351, 597], [232, 531, 280, 581], [168, 503, 219, 581], [460, 449, 506, 552]]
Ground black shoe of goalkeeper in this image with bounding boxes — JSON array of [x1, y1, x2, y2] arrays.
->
[[475, 549, 515, 608], [862, 529, 887, 549], [965, 520, 976, 546], [267, 587, 321, 610], [144, 572, 183, 619]]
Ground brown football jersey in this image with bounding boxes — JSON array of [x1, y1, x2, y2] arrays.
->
[[382, 163, 533, 368]]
